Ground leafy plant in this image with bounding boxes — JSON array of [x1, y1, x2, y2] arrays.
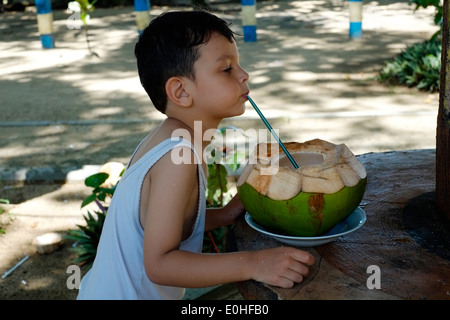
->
[[203, 161, 230, 253], [410, 0, 443, 27], [66, 172, 116, 269], [377, 0, 443, 91], [68, 0, 98, 56], [203, 126, 249, 253], [377, 37, 441, 92], [206, 160, 230, 207], [80, 172, 117, 208], [66, 208, 106, 268]]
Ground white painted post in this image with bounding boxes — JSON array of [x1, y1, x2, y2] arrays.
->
[[35, 0, 54, 48], [134, 0, 151, 34], [349, 0, 363, 39], [241, 0, 257, 42]]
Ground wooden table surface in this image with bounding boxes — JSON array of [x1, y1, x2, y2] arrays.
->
[[229, 149, 450, 300]]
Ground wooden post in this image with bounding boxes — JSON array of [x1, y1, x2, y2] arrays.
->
[[349, 0, 362, 39], [134, 0, 150, 35], [437, 0, 450, 220], [35, 0, 54, 48]]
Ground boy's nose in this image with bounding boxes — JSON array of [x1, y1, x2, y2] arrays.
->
[[240, 67, 249, 83]]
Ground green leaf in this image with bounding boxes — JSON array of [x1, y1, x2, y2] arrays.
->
[[206, 163, 229, 207], [85, 172, 109, 188], [81, 193, 97, 208], [378, 37, 441, 92]]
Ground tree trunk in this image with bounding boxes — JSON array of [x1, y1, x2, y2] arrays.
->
[[437, 0, 450, 220]]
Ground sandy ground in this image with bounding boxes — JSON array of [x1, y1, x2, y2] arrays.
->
[[0, 0, 440, 300]]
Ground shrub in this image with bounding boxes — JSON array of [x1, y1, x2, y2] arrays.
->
[[66, 172, 115, 269], [377, 37, 441, 92]]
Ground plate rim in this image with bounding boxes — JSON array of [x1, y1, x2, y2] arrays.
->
[[244, 207, 366, 241]]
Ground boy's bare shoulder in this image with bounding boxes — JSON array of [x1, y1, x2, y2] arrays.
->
[[129, 119, 195, 167]]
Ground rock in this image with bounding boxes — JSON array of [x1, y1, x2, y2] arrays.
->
[[33, 232, 64, 254]]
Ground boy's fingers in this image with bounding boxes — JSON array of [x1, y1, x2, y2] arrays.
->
[[293, 259, 312, 275], [286, 248, 316, 266]]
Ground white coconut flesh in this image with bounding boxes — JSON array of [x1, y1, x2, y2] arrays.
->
[[237, 139, 367, 201]]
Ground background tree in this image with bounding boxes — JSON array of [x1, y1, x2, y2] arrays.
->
[[437, 0, 450, 220]]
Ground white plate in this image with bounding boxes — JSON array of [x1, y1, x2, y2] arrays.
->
[[244, 207, 366, 247]]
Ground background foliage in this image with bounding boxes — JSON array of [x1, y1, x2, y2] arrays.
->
[[378, 0, 443, 92], [377, 36, 441, 92]]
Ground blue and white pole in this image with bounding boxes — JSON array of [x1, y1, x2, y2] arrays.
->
[[241, 0, 257, 42], [134, 0, 150, 35], [35, 0, 54, 48], [349, 0, 363, 39]]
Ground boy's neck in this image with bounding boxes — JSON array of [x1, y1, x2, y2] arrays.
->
[[166, 116, 222, 149]]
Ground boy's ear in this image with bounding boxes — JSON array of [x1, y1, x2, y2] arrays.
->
[[165, 76, 192, 107]]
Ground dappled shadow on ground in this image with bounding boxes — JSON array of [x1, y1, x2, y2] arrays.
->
[[0, 237, 82, 300], [0, 0, 439, 173], [1, 6, 159, 171], [0, 182, 62, 204]]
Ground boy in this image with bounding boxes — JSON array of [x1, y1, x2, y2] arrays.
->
[[77, 10, 315, 300]]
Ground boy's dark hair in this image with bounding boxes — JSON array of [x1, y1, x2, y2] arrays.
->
[[135, 10, 236, 114]]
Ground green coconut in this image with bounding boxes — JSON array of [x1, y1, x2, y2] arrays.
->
[[237, 139, 367, 237]]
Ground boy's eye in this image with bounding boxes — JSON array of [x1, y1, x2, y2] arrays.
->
[[223, 67, 233, 73]]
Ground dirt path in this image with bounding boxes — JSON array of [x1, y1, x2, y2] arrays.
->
[[0, 0, 440, 300]]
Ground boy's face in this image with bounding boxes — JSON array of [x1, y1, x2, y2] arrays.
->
[[189, 33, 250, 120]]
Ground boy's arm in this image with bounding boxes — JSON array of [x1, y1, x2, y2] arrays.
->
[[204, 194, 246, 231], [141, 149, 315, 289]]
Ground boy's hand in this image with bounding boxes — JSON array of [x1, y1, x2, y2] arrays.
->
[[223, 193, 246, 224], [251, 247, 315, 288], [205, 194, 246, 230]]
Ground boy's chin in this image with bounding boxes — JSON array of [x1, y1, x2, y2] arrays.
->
[[236, 108, 246, 116], [234, 104, 247, 117], [222, 103, 246, 119]]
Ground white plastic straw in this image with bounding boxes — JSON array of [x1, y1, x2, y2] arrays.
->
[[1, 255, 29, 279]]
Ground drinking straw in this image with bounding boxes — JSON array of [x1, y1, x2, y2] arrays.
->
[[246, 95, 299, 169]]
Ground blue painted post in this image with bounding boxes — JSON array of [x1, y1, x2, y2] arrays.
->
[[241, 0, 257, 42], [134, 0, 150, 34], [35, 0, 54, 48], [349, 0, 363, 39]]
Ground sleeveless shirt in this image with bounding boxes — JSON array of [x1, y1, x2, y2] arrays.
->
[[77, 137, 206, 300]]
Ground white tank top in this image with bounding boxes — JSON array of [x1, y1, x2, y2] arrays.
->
[[77, 137, 206, 300]]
